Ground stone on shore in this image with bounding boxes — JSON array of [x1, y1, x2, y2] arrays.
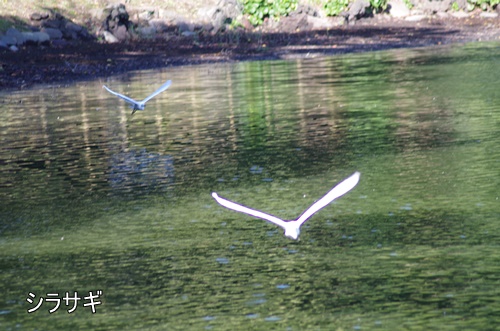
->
[[388, 0, 411, 18], [42, 27, 63, 40], [22, 31, 50, 44], [348, 0, 371, 22]]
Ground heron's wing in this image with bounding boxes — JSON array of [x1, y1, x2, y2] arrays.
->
[[212, 192, 288, 229], [103, 85, 139, 107], [141, 80, 172, 104], [295, 172, 360, 226]]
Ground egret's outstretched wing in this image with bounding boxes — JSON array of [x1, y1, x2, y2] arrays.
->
[[295, 172, 360, 226], [103, 85, 139, 107], [212, 192, 288, 229], [141, 80, 172, 104]]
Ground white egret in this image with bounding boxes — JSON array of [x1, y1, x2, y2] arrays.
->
[[212, 172, 360, 240], [103, 80, 172, 114]]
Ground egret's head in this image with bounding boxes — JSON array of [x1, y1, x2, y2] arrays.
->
[[131, 104, 145, 111], [131, 104, 145, 115], [284, 226, 300, 240]]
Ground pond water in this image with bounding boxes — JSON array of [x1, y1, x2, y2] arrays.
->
[[1, 42, 499, 330]]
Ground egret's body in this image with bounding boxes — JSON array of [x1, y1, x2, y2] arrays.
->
[[212, 172, 360, 240], [103, 80, 172, 114]]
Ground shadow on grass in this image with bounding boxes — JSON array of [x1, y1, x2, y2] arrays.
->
[[0, 15, 30, 33]]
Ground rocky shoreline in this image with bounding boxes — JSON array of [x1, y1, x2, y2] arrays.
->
[[1, 0, 500, 89]]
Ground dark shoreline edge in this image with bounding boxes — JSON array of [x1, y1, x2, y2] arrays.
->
[[1, 17, 500, 90]]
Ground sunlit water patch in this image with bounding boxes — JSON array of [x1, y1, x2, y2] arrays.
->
[[1, 42, 499, 330]]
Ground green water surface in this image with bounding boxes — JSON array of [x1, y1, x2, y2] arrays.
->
[[1, 42, 499, 330]]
